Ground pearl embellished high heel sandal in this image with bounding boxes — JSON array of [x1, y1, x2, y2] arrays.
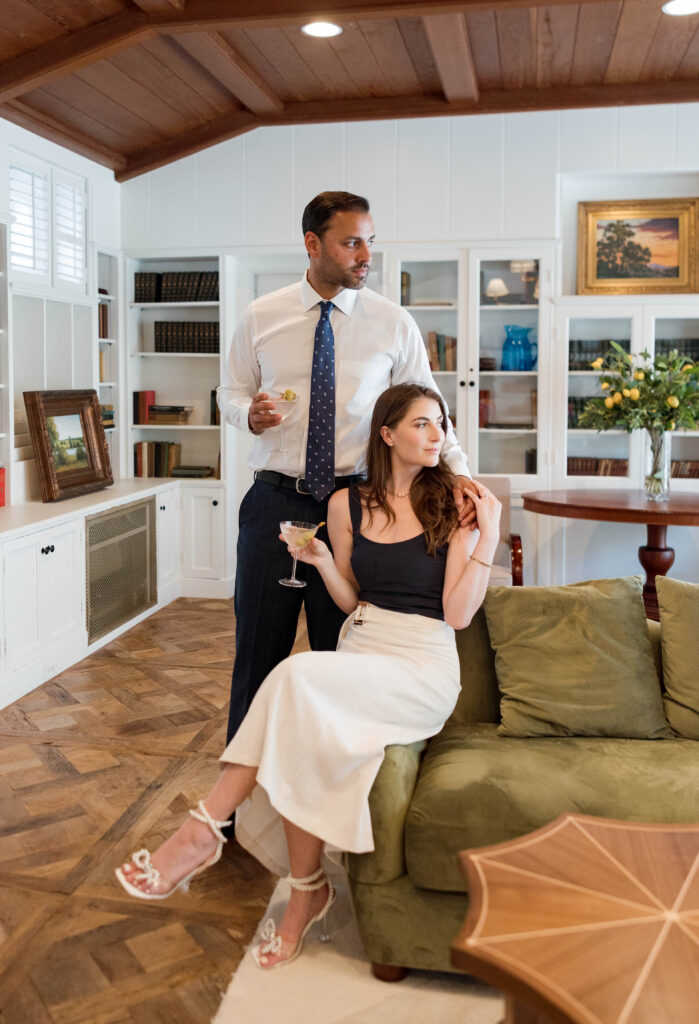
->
[[252, 866, 336, 969], [114, 800, 232, 900]]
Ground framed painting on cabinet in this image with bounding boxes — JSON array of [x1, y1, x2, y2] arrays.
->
[[23, 389, 113, 502], [577, 198, 698, 295]]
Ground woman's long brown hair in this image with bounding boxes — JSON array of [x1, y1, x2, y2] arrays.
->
[[360, 383, 458, 555]]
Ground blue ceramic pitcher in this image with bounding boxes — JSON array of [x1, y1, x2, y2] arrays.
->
[[502, 325, 537, 371]]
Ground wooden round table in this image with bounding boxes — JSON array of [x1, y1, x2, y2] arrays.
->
[[451, 814, 699, 1024], [521, 489, 699, 620]]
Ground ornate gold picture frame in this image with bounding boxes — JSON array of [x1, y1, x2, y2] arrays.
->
[[577, 198, 698, 295], [23, 390, 113, 503]]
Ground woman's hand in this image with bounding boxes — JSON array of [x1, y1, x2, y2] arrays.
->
[[279, 534, 332, 569], [470, 480, 502, 542]]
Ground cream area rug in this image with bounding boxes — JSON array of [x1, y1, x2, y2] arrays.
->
[[214, 870, 504, 1024]]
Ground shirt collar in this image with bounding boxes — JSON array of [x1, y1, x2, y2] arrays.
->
[[300, 270, 359, 317]]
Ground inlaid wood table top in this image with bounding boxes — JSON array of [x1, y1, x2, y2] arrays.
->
[[451, 814, 699, 1024], [521, 489, 699, 526]]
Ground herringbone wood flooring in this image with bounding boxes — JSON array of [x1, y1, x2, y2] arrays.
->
[[0, 598, 307, 1023]]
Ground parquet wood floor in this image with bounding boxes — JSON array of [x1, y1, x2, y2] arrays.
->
[[0, 598, 308, 1024]]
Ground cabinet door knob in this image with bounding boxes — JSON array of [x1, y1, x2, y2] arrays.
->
[[468, 380, 476, 387], [160, 505, 166, 511], [50, 545, 55, 553], [459, 380, 466, 387], [212, 499, 219, 506], [40, 546, 47, 555]]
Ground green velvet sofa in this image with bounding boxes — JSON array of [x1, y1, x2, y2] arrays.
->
[[345, 586, 699, 979]]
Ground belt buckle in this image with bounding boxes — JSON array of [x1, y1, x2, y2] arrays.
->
[[295, 477, 311, 494]]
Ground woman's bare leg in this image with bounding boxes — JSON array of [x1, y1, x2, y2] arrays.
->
[[255, 817, 331, 968], [119, 763, 257, 895]]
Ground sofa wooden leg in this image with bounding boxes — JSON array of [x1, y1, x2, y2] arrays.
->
[[371, 962, 408, 982]]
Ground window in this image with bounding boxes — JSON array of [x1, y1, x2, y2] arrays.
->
[[9, 163, 49, 279], [9, 154, 87, 292]]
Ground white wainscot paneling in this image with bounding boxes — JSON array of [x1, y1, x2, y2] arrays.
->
[[293, 123, 346, 231], [244, 126, 295, 246], [148, 158, 197, 248], [503, 112, 559, 240], [346, 121, 398, 242], [618, 106, 677, 171], [195, 135, 246, 247], [449, 115, 504, 240], [560, 108, 619, 173], [120, 174, 150, 250], [676, 103, 699, 169], [396, 119, 449, 241]]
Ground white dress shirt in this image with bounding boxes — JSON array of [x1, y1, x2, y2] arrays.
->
[[217, 272, 470, 479]]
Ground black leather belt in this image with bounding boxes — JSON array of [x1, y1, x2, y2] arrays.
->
[[254, 470, 363, 495]]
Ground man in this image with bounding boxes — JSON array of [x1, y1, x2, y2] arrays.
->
[[218, 191, 475, 744]]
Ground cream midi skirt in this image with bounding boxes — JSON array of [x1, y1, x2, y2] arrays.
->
[[221, 603, 460, 877]]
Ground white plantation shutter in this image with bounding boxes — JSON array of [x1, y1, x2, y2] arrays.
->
[[53, 174, 86, 287], [9, 163, 49, 279]]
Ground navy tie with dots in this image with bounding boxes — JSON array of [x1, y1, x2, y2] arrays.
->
[[305, 300, 336, 502]]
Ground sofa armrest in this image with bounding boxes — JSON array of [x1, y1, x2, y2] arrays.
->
[[345, 740, 427, 885]]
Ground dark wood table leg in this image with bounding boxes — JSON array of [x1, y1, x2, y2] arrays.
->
[[638, 523, 675, 621]]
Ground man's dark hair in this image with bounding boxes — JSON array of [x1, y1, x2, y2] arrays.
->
[[302, 191, 370, 238]]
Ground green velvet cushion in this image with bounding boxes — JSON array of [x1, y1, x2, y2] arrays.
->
[[405, 721, 699, 893], [656, 576, 699, 739], [483, 576, 670, 739], [450, 606, 500, 726]]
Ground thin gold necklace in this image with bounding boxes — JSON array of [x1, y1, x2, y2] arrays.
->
[[386, 488, 410, 497]]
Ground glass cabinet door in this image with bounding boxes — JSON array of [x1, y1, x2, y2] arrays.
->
[[473, 256, 543, 481], [399, 257, 459, 435], [646, 306, 699, 489], [554, 306, 640, 486]]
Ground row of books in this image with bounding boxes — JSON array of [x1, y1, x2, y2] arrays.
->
[[656, 338, 699, 360], [671, 460, 699, 478], [568, 457, 628, 476], [134, 441, 182, 477], [133, 389, 155, 424], [568, 396, 591, 427], [133, 390, 221, 425], [568, 339, 630, 371], [101, 403, 114, 430], [426, 332, 457, 371], [98, 303, 110, 339], [134, 271, 219, 303], [154, 321, 220, 353]]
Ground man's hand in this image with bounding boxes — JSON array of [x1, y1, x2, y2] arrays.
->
[[248, 392, 282, 434], [453, 476, 479, 530]]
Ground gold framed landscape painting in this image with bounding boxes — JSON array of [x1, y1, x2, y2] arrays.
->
[[577, 198, 699, 295]]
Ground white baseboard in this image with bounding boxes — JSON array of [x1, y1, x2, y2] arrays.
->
[[178, 575, 235, 599]]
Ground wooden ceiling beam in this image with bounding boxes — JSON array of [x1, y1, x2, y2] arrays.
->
[[173, 32, 283, 114], [0, 99, 127, 172], [117, 74, 699, 181], [423, 14, 479, 103], [131, 0, 186, 11], [117, 108, 258, 181], [153, 0, 629, 33], [0, 10, 152, 104]]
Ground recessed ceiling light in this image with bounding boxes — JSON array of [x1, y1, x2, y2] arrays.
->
[[301, 21, 342, 38], [662, 0, 699, 14]]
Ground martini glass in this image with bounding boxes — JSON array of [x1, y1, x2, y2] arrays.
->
[[279, 520, 320, 588], [273, 397, 297, 453]]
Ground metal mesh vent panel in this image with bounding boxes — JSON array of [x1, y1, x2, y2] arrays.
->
[[86, 497, 157, 644]]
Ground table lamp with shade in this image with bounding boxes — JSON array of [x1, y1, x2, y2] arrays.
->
[[485, 277, 509, 304]]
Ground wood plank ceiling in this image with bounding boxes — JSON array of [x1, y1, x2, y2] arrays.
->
[[0, 0, 698, 181]]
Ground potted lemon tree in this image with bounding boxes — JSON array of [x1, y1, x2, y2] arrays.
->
[[579, 342, 699, 501]]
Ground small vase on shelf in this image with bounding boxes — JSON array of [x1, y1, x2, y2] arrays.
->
[[643, 428, 671, 503]]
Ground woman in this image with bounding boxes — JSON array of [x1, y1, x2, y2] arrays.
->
[[116, 382, 501, 969]]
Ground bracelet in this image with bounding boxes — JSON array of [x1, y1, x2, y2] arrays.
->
[[470, 555, 493, 569]]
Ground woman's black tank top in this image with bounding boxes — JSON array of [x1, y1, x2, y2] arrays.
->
[[348, 486, 447, 621]]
